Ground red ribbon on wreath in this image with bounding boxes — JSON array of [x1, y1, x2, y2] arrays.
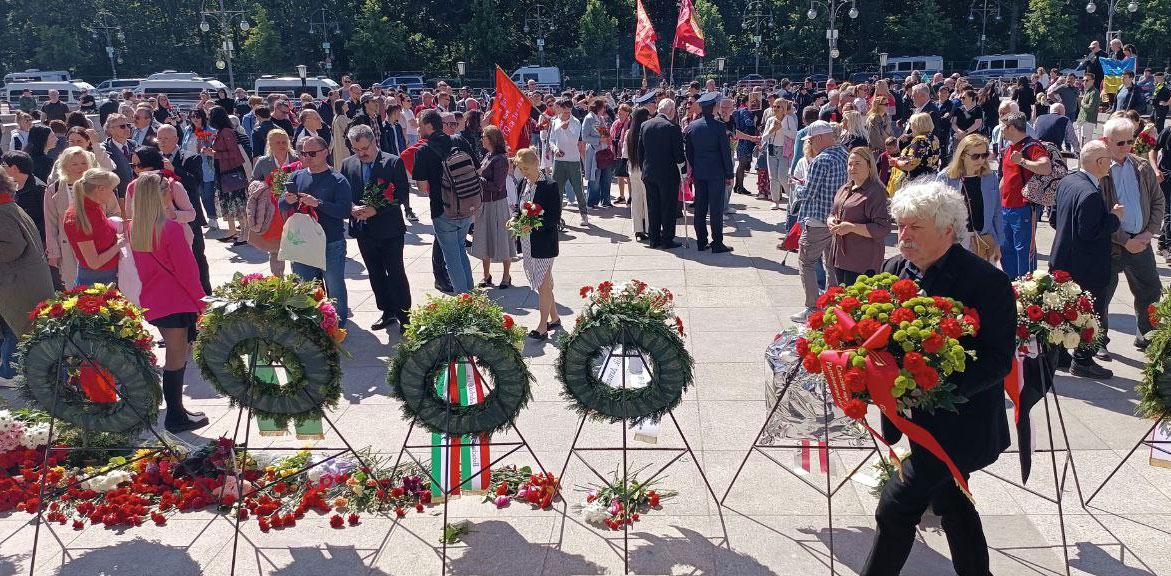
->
[[817, 308, 972, 498]]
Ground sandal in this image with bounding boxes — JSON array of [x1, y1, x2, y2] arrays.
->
[[477, 276, 494, 288], [498, 276, 512, 289], [547, 321, 562, 330], [527, 329, 548, 340]]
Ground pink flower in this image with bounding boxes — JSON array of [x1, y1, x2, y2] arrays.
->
[[240, 273, 264, 284], [494, 495, 510, 508], [319, 302, 339, 333]]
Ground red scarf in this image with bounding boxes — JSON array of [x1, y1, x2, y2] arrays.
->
[[0, 193, 14, 205]]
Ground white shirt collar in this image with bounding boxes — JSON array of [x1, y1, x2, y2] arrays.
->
[[1079, 169, 1099, 188]]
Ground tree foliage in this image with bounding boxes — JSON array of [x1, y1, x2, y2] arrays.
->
[[578, 0, 619, 63], [1023, 0, 1079, 65]]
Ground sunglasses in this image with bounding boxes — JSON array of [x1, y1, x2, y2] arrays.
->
[[1113, 139, 1135, 147], [966, 152, 990, 159], [115, 124, 131, 129], [130, 162, 141, 168], [300, 148, 324, 157], [443, 121, 458, 126]]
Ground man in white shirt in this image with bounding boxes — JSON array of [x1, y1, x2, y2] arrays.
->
[[8, 112, 32, 152], [550, 97, 588, 225]]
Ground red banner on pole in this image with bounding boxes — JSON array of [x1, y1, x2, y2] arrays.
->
[[673, 0, 705, 57], [635, 0, 662, 75], [489, 65, 533, 155]]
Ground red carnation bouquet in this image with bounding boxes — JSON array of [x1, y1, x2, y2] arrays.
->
[[359, 176, 398, 209], [797, 273, 979, 495], [1011, 269, 1100, 351], [507, 201, 545, 237]]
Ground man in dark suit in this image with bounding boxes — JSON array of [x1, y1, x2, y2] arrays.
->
[[1076, 40, 1106, 91], [156, 124, 211, 295], [101, 113, 135, 202], [251, 106, 277, 157], [637, 98, 686, 249], [683, 92, 735, 253], [1050, 141, 1123, 378], [341, 124, 411, 332], [862, 180, 1016, 576], [130, 108, 159, 149]]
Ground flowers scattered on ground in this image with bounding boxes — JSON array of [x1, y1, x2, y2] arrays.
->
[[483, 465, 559, 509], [575, 467, 675, 530]]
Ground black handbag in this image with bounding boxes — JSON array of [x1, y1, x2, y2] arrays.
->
[[219, 167, 248, 194]]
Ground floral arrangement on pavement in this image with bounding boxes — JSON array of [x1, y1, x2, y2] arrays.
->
[[1012, 270, 1100, 352], [575, 466, 675, 531], [797, 273, 980, 495], [359, 174, 398, 209], [19, 284, 161, 433], [483, 465, 559, 509], [506, 201, 544, 237], [1139, 292, 1171, 419], [194, 273, 345, 429], [388, 292, 532, 436], [558, 280, 693, 423]]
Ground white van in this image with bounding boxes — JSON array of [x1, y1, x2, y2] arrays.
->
[[3, 80, 96, 106], [967, 54, 1037, 82], [510, 66, 561, 91], [254, 76, 340, 99], [136, 71, 228, 106], [4, 69, 71, 83], [882, 56, 944, 79]]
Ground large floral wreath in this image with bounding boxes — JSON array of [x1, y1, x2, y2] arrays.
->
[[19, 284, 160, 434], [1141, 293, 1171, 419], [194, 273, 345, 429], [557, 280, 693, 422], [387, 292, 532, 436]]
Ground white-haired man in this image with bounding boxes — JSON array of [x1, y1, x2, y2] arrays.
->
[[862, 180, 1015, 576], [1098, 116, 1166, 357], [639, 97, 686, 249], [1034, 103, 1080, 152]]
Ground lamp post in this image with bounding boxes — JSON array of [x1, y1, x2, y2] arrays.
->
[[456, 61, 466, 86], [717, 57, 726, 88], [524, 3, 552, 67], [878, 51, 888, 78], [1086, 0, 1139, 43], [307, 7, 341, 74], [968, 0, 1001, 55], [742, 0, 774, 76], [92, 11, 125, 80], [199, 0, 251, 88], [807, 0, 858, 81]]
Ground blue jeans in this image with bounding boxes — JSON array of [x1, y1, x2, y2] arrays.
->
[[0, 320, 16, 379], [1000, 205, 1035, 279], [76, 266, 117, 286], [587, 165, 614, 207], [433, 214, 474, 294], [200, 180, 218, 220], [291, 240, 348, 319]]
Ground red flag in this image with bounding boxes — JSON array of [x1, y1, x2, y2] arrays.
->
[[489, 65, 533, 155], [673, 0, 705, 57], [635, 0, 661, 75]]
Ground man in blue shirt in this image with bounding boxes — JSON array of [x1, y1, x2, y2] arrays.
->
[[279, 135, 353, 321], [791, 121, 848, 323]]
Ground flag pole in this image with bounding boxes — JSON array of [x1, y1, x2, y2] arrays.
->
[[670, 46, 676, 87]]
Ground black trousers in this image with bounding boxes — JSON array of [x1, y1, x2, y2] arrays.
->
[[863, 457, 990, 576], [833, 267, 870, 288], [734, 155, 752, 192], [190, 225, 212, 295], [692, 178, 725, 246], [643, 176, 679, 245], [1160, 178, 1171, 250], [1155, 107, 1167, 134], [358, 236, 411, 323]]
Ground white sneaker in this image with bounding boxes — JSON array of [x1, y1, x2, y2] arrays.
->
[[790, 308, 813, 324]]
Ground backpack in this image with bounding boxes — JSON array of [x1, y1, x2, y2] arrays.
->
[[438, 144, 483, 219], [1022, 141, 1068, 207]]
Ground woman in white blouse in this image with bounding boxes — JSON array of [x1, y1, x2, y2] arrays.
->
[[760, 99, 797, 210]]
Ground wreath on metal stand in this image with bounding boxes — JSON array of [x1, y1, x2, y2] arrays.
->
[[193, 273, 346, 429], [557, 281, 693, 421], [387, 293, 531, 436]]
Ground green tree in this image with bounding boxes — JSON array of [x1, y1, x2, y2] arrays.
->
[[693, 0, 730, 61], [345, 0, 410, 83], [578, 0, 618, 64], [468, 0, 511, 71], [241, 5, 285, 76], [883, 0, 950, 57], [1023, 0, 1078, 65], [1131, 0, 1171, 61]]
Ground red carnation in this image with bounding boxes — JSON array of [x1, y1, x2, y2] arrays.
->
[[807, 310, 825, 329], [1016, 324, 1030, 339], [802, 354, 821, 373], [816, 286, 846, 309], [903, 351, 927, 371], [502, 315, 514, 329], [891, 279, 919, 301], [963, 307, 981, 332], [648, 490, 660, 507], [579, 286, 593, 298], [1045, 311, 1063, 327], [348, 513, 360, 526], [855, 318, 882, 341], [939, 318, 963, 339], [922, 332, 946, 354], [76, 295, 103, 315], [1052, 270, 1071, 283], [843, 398, 868, 419], [1026, 305, 1044, 321], [867, 290, 892, 304], [1148, 304, 1160, 327], [931, 296, 951, 312], [838, 296, 861, 313], [844, 367, 867, 393], [890, 308, 916, 325], [795, 337, 811, 358], [330, 514, 344, 529], [823, 324, 845, 348], [913, 367, 940, 391]]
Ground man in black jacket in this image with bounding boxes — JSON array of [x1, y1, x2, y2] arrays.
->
[[342, 124, 411, 332], [683, 92, 735, 253], [638, 98, 686, 249], [101, 113, 135, 203], [1050, 141, 1123, 378], [156, 125, 212, 295], [1077, 41, 1106, 91], [862, 180, 1015, 576]]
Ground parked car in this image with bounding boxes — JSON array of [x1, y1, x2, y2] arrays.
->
[[378, 74, 425, 91], [95, 78, 144, 93], [510, 66, 561, 91], [966, 54, 1037, 82]]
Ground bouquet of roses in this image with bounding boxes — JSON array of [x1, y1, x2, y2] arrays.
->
[[265, 161, 302, 198], [507, 201, 544, 237], [574, 466, 674, 530], [483, 465, 559, 509], [359, 175, 398, 209], [1012, 269, 1100, 351]]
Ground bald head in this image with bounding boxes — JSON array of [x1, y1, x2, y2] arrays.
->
[[1081, 140, 1111, 179]]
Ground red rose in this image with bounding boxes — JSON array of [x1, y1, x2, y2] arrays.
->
[[939, 318, 963, 339], [867, 290, 892, 304], [891, 279, 919, 301], [1063, 307, 1079, 322], [1026, 305, 1044, 321], [1080, 328, 1095, 342], [330, 514, 344, 529], [795, 337, 811, 358], [502, 315, 514, 329], [844, 367, 867, 393], [1016, 324, 1030, 339], [922, 332, 945, 354], [913, 367, 939, 391], [903, 351, 927, 371], [890, 308, 916, 325], [1052, 270, 1071, 283], [838, 296, 861, 313], [807, 310, 825, 329], [843, 398, 868, 419], [1045, 311, 1063, 327], [382, 182, 396, 202], [802, 354, 822, 373]]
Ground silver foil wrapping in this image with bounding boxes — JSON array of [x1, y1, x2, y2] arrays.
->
[[762, 328, 868, 446]]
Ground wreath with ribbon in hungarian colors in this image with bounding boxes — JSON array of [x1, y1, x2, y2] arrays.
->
[[796, 273, 980, 496], [19, 284, 161, 434], [557, 280, 693, 423], [387, 292, 532, 436], [193, 273, 346, 429], [1141, 293, 1171, 419]]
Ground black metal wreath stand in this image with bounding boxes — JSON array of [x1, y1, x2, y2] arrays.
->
[[555, 327, 727, 575], [26, 332, 193, 576], [719, 363, 882, 576], [1085, 416, 1171, 506], [386, 334, 561, 576]]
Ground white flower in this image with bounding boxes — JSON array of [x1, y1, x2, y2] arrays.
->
[[1063, 332, 1081, 349], [19, 423, 52, 449], [1033, 270, 1050, 281], [580, 501, 609, 525], [1018, 281, 1038, 296], [1042, 291, 1064, 309], [1073, 314, 1090, 328], [1048, 330, 1066, 345], [1016, 301, 1025, 315]]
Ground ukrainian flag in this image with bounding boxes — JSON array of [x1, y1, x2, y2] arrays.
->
[[1100, 56, 1137, 94]]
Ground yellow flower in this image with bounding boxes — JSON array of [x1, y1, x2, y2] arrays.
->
[[62, 298, 77, 310]]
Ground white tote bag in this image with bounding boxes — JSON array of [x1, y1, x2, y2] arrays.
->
[[116, 244, 142, 305], [278, 209, 326, 270]]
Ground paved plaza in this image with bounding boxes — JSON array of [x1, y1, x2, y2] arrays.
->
[[2, 172, 1170, 576]]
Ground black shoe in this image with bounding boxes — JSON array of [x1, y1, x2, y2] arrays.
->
[[1135, 337, 1150, 351], [1057, 352, 1072, 372], [405, 208, 419, 222], [696, 242, 709, 251], [527, 329, 548, 340], [1070, 360, 1114, 380], [477, 276, 494, 288], [635, 232, 648, 241], [659, 241, 682, 250], [165, 413, 210, 434], [711, 244, 734, 253], [161, 367, 208, 433], [232, 239, 248, 247], [434, 282, 454, 294], [215, 234, 239, 243], [498, 277, 512, 289], [1095, 347, 1112, 362], [547, 321, 562, 330], [371, 315, 395, 331]]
